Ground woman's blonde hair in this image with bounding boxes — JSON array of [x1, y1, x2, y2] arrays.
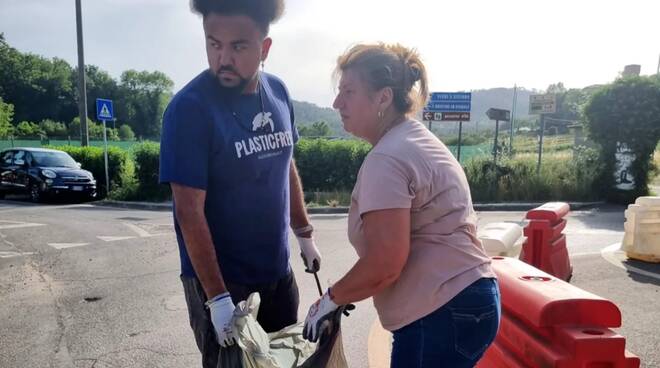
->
[[335, 43, 428, 115]]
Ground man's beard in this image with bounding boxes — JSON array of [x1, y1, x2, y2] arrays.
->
[[214, 67, 251, 96]]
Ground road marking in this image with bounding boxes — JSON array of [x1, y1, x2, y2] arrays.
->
[[123, 222, 152, 237], [601, 243, 660, 281], [48, 243, 90, 250], [368, 318, 391, 368], [123, 222, 169, 238], [0, 220, 46, 230], [97, 236, 137, 242], [0, 251, 35, 258]]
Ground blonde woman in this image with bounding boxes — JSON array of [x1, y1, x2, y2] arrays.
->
[[303, 44, 500, 367]]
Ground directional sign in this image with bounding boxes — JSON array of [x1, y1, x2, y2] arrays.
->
[[529, 94, 556, 115], [486, 108, 511, 122], [426, 92, 472, 113], [426, 102, 471, 112], [423, 111, 436, 121], [96, 98, 114, 121], [423, 111, 471, 121], [430, 92, 472, 102], [440, 112, 470, 121]]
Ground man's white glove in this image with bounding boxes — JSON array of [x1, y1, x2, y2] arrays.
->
[[206, 292, 236, 347], [303, 289, 339, 342], [296, 235, 322, 273]]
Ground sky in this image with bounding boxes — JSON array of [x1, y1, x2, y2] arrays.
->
[[1, 0, 659, 108]]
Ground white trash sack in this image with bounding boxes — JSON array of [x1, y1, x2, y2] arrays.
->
[[219, 293, 349, 368]]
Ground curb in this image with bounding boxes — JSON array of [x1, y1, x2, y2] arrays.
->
[[94, 200, 606, 213], [473, 201, 606, 212], [94, 200, 172, 212]]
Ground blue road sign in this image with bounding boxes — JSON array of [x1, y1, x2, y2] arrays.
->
[[426, 92, 471, 112], [96, 98, 114, 121], [430, 92, 472, 102], [425, 102, 471, 112]]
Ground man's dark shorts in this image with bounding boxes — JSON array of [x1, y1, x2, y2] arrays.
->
[[181, 272, 300, 368]]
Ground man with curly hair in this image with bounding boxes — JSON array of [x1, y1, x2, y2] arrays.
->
[[159, 1, 321, 365]]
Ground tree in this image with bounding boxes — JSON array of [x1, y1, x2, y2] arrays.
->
[[0, 97, 14, 138], [543, 82, 599, 134], [75, 65, 120, 122], [15, 121, 44, 138], [298, 121, 332, 137], [545, 82, 567, 95], [584, 76, 660, 202], [118, 124, 135, 141], [106, 127, 120, 141], [69, 117, 82, 138], [118, 70, 173, 139], [0, 34, 76, 124], [39, 119, 68, 137]]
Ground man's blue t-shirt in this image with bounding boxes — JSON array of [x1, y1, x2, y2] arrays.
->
[[159, 70, 299, 284]]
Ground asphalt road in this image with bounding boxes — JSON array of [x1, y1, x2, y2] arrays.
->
[[0, 198, 658, 368]]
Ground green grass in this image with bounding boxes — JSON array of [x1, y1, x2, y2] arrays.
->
[[511, 134, 574, 153], [464, 149, 602, 202]]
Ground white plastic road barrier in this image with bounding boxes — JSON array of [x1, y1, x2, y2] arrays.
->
[[479, 222, 524, 257], [621, 196, 660, 263]]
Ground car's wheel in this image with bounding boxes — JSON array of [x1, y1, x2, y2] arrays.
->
[[29, 182, 42, 203]]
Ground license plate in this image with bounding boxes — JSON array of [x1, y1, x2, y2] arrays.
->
[[72, 186, 83, 191]]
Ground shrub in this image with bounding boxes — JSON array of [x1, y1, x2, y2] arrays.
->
[[132, 141, 170, 201], [294, 138, 371, 192], [49, 145, 131, 199], [118, 124, 136, 141], [464, 148, 603, 202]]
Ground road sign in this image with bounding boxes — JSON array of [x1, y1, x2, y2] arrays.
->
[[486, 108, 511, 122], [95, 98, 113, 198], [440, 112, 470, 121], [425, 92, 472, 113], [426, 102, 471, 112], [96, 98, 114, 121], [529, 94, 556, 115], [430, 92, 472, 102], [423, 111, 471, 121]]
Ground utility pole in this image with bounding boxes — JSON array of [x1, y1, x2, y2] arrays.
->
[[657, 53, 659, 74], [537, 114, 545, 174], [509, 84, 517, 155], [75, 0, 89, 146]]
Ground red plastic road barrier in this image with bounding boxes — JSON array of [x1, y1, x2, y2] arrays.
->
[[520, 202, 572, 281], [476, 257, 640, 368]]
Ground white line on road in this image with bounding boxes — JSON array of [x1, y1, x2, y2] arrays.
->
[[123, 222, 153, 237], [123, 222, 169, 238], [0, 220, 46, 230], [97, 236, 137, 242], [0, 251, 35, 258], [48, 243, 90, 250]]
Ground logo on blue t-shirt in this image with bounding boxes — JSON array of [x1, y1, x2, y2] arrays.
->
[[234, 111, 294, 159], [252, 112, 274, 132]]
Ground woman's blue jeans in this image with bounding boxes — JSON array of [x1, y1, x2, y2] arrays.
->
[[390, 277, 501, 368]]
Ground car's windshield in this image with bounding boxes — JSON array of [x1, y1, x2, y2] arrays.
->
[[31, 151, 78, 168]]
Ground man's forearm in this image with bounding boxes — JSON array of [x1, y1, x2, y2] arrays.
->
[[177, 209, 227, 299], [289, 161, 312, 236]]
